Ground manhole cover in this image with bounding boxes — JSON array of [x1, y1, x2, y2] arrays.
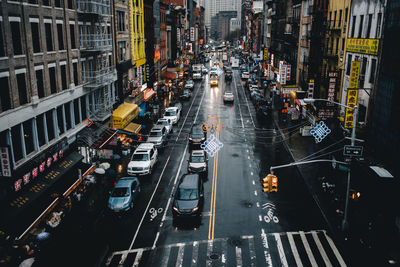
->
[[232, 153, 239, 157], [229, 238, 243, 247], [209, 253, 220, 261]]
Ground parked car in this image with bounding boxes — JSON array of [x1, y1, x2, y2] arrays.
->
[[241, 71, 250, 80], [185, 80, 194, 90], [163, 107, 181, 124], [127, 143, 158, 176], [172, 173, 204, 218], [240, 65, 248, 73], [147, 125, 168, 148], [108, 177, 140, 213], [223, 91, 234, 103], [173, 102, 182, 113], [188, 150, 208, 174], [155, 118, 172, 134], [189, 123, 207, 148], [180, 89, 192, 101]]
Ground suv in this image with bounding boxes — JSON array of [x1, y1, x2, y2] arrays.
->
[[163, 107, 180, 124], [127, 143, 158, 176], [189, 123, 207, 148], [108, 177, 140, 213], [188, 150, 208, 174], [147, 125, 168, 148], [155, 118, 172, 134], [172, 173, 203, 218]]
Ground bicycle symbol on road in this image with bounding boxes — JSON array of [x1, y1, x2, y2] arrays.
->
[[262, 203, 279, 224], [149, 207, 163, 221]]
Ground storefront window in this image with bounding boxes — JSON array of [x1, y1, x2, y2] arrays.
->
[[36, 114, 46, 147], [74, 99, 81, 124], [11, 124, 23, 162], [23, 120, 35, 155], [57, 106, 65, 135], [65, 102, 72, 130]]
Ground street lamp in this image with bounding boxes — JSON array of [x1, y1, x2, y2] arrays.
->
[[303, 98, 358, 231]]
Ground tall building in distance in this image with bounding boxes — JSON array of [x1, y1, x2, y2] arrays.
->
[[204, 0, 241, 36]]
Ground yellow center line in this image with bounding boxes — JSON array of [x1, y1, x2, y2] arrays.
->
[[212, 142, 219, 239], [208, 146, 217, 240]]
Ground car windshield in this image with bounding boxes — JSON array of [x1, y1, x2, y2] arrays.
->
[[177, 188, 198, 200], [132, 153, 149, 161], [150, 131, 162, 137], [191, 155, 205, 163], [111, 187, 129, 197], [192, 127, 203, 135], [157, 120, 168, 126], [183, 90, 189, 94], [165, 111, 176, 116], [225, 93, 233, 96]]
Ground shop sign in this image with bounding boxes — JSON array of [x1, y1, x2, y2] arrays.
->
[[190, 27, 195, 41], [349, 61, 360, 89], [346, 38, 379, 55], [327, 72, 338, 106], [345, 61, 360, 128], [145, 63, 150, 82], [14, 179, 22, 192], [286, 64, 291, 82], [318, 108, 335, 119], [270, 53, 274, 66], [0, 147, 12, 177], [177, 30, 180, 44], [308, 79, 314, 98], [264, 48, 268, 60]]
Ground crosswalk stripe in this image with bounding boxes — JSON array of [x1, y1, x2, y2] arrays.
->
[[175, 244, 184, 267], [323, 231, 347, 267], [132, 249, 142, 267], [312, 231, 332, 266], [248, 236, 257, 267], [287, 232, 303, 267], [206, 240, 213, 267], [235, 246, 243, 267], [161, 246, 171, 267], [274, 233, 289, 267], [190, 241, 199, 267], [299, 231, 318, 267]]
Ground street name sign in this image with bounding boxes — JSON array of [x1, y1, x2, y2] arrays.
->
[[343, 145, 363, 157]]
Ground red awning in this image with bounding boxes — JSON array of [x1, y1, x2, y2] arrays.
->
[[144, 89, 156, 102], [162, 71, 178, 80]]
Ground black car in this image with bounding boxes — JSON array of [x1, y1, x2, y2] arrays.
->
[[188, 124, 206, 148], [172, 174, 204, 218], [225, 70, 233, 81], [180, 89, 192, 100]]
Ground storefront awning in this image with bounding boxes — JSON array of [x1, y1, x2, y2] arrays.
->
[[162, 71, 178, 80], [144, 89, 156, 102], [0, 152, 84, 237], [90, 128, 118, 150], [122, 122, 142, 134]]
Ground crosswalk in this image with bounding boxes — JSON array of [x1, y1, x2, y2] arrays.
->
[[106, 230, 346, 267]]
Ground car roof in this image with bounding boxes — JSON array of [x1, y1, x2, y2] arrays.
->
[[116, 178, 137, 188], [179, 174, 199, 189], [191, 150, 205, 156], [151, 125, 164, 131], [224, 91, 233, 94], [136, 143, 154, 150], [166, 107, 178, 111], [158, 118, 169, 122]]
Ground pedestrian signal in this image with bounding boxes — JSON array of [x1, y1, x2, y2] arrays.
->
[[271, 175, 278, 192]]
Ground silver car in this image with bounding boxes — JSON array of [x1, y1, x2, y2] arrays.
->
[[147, 125, 168, 148]]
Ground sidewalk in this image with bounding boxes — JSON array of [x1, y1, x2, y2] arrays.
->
[[273, 111, 400, 267]]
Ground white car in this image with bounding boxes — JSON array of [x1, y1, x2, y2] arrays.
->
[[185, 80, 194, 89], [202, 66, 208, 74], [210, 67, 218, 76], [163, 107, 180, 124], [127, 143, 158, 176], [147, 126, 168, 148], [241, 71, 250, 79], [156, 118, 172, 134]]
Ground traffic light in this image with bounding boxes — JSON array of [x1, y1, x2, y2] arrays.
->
[[262, 174, 278, 193]]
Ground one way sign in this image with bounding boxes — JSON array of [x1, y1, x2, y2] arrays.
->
[[343, 145, 363, 157]]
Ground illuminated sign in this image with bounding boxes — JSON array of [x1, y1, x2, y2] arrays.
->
[[0, 147, 11, 177], [264, 48, 268, 60], [308, 79, 314, 98], [310, 121, 331, 143], [346, 38, 379, 55]]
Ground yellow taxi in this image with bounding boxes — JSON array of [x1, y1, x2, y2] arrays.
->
[[210, 76, 218, 87]]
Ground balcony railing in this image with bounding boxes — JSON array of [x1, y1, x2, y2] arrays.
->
[[84, 67, 114, 89], [77, 0, 111, 16], [80, 34, 112, 51]]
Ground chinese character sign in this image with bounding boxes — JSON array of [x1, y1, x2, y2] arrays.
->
[[264, 48, 268, 60], [308, 79, 315, 98], [349, 61, 360, 89], [344, 89, 358, 128], [0, 147, 11, 177]]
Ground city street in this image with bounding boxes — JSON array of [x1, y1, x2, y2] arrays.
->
[[98, 60, 347, 267]]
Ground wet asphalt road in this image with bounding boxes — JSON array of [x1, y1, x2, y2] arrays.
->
[[100, 58, 349, 267]]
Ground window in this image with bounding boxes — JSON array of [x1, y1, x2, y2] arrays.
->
[[366, 14, 372, 38], [0, 22, 4, 57], [358, 15, 364, 38], [36, 114, 46, 146], [57, 23, 64, 50], [23, 120, 34, 155], [336, 38, 339, 54], [46, 110, 55, 141], [45, 22, 53, 51], [73, 62, 78, 85], [117, 11, 125, 32], [376, 13, 382, 37], [351, 16, 356, 37], [49, 66, 57, 93], [360, 57, 367, 85], [339, 10, 342, 27], [65, 102, 72, 130], [82, 62, 86, 82], [342, 37, 345, 51], [0, 77, 11, 111], [31, 22, 41, 53], [345, 8, 348, 22], [57, 106, 65, 135], [55, 0, 63, 8], [42, 0, 49, 5], [68, 0, 73, 9], [118, 41, 126, 61], [11, 124, 23, 161], [74, 99, 81, 124], [11, 21, 22, 55], [369, 59, 377, 83], [80, 95, 87, 119], [70, 24, 76, 49], [333, 11, 337, 27], [16, 72, 27, 105], [346, 54, 352, 75], [36, 69, 44, 98], [61, 64, 67, 90]]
